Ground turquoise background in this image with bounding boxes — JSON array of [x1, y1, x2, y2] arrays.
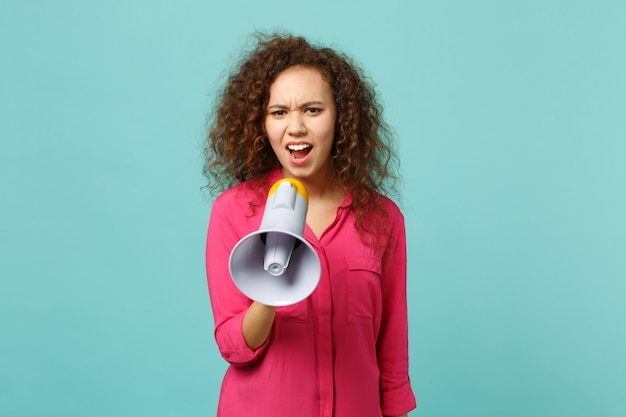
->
[[1, 0, 625, 416]]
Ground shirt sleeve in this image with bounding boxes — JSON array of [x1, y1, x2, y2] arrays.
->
[[206, 193, 270, 367], [377, 206, 417, 415]]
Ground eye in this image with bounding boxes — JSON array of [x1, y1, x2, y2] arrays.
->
[[270, 109, 287, 116], [305, 107, 322, 114]]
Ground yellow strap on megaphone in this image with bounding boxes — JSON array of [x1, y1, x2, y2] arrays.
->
[[268, 178, 309, 204]]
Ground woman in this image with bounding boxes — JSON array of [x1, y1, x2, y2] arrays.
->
[[204, 33, 416, 417]]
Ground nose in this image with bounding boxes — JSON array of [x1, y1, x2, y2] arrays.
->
[[286, 113, 306, 136]]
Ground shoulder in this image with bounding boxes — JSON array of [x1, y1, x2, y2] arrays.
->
[[365, 192, 404, 225], [211, 171, 280, 215], [212, 180, 261, 214], [379, 194, 403, 217]]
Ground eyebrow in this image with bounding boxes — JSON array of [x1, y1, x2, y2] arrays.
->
[[267, 101, 325, 110]]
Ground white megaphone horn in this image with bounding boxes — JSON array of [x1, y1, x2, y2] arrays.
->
[[228, 178, 321, 306]]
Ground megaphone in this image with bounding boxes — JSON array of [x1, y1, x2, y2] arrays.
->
[[228, 178, 321, 306]]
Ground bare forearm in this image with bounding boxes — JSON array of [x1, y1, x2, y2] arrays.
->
[[242, 301, 276, 350]]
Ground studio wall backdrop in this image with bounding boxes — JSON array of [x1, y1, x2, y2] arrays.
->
[[1, 1, 625, 416]]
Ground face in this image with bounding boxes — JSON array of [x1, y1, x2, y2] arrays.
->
[[264, 66, 336, 184]]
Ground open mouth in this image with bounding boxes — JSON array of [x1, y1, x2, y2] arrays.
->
[[287, 143, 312, 160]]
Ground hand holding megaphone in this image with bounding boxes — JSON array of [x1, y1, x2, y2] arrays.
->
[[228, 178, 322, 306]]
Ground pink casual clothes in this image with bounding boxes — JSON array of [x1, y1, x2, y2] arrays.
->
[[206, 170, 416, 417]]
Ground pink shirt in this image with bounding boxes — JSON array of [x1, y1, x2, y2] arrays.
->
[[206, 170, 416, 417]]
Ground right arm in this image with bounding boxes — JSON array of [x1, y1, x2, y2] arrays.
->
[[206, 193, 273, 364]]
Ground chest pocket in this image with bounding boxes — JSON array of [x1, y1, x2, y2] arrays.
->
[[346, 256, 382, 325]]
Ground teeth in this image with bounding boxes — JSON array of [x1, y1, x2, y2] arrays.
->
[[287, 144, 311, 151]]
